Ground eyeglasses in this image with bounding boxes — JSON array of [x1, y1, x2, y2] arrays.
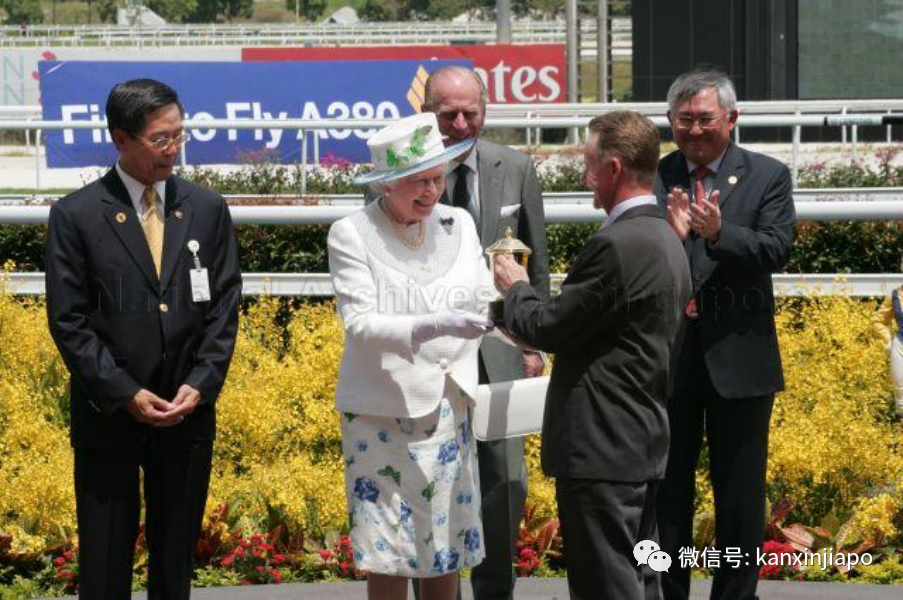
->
[[673, 113, 730, 130], [134, 133, 191, 150]]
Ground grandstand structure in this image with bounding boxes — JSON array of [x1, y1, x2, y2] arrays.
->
[[0, 18, 632, 49]]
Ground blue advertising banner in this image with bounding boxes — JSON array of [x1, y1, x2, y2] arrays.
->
[[38, 59, 469, 168]]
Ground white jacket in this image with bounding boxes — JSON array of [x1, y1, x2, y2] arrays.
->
[[328, 201, 495, 418]]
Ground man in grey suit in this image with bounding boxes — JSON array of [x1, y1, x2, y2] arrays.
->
[[494, 110, 691, 600], [422, 65, 550, 600], [655, 70, 795, 600]]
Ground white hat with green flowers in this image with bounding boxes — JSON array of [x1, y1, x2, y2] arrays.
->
[[352, 112, 475, 185]]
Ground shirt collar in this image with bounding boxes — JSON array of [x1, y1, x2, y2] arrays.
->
[[685, 146, 729, 177], [603, 194, 658, 228], [115, 161, 167, 215], [450, 149, 478, 176]]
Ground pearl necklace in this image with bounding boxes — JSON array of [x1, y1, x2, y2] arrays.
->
[[380, 197, 425, 250]]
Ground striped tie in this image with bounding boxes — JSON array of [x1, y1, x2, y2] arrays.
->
[[141, 186, 164, 277]]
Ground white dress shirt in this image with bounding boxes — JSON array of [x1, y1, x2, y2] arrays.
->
[[603, 194, 658, 228], [115, 161, 166, 221]]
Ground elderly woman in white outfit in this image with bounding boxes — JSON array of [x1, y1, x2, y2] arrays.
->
[[328, 112, 496, 600]]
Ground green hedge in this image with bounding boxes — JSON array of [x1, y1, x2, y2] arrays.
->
[[3, 151, 903, 273]]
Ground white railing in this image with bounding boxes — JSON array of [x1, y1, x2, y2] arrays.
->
[[3, 195, 903, 225], [8, 99, 901, 120], [2, 188, 902, 208], [0, 18, 631, 47], [1, 110, 901, 192], [3, 272, 900, 298]]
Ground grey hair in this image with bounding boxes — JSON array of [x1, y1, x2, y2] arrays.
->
[[423, 65, 489, 109], [368, 180, 393, 196], [666, 69, 737, 112]]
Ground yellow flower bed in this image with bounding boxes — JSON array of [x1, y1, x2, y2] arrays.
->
[[1, 289, 902, 558]]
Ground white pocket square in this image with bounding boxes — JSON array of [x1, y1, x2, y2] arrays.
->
[[500, 205, 521, 218]]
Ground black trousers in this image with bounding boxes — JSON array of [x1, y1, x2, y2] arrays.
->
[[657, 338, 774, 600], [556, 478, 661, 600], [74, 434, 213, 600]]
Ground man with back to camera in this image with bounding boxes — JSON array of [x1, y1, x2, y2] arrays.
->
[[45, 78, 242, 598], [493, 110, 692, 599], [421, 64, 551, 600], [654, 69, 796, 600]]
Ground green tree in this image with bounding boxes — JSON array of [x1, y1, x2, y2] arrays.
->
[[145, 0, 199, 23], [359, 0, 407, 21], [409, 0, 468, 20], [286, 0, 327, 22], [96, 0, 121, 23], [191, 0, 252, 22], [0, 0, 44, 24]]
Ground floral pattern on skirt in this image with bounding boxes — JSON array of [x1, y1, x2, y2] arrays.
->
[[341, 393, 484, 577]]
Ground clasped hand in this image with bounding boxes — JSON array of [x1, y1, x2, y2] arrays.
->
[[126, 384, 201, 427], [666, 186, 722, 241]]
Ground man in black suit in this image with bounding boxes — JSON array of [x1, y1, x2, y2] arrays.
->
[[45, 79, 241, 599], [654, 70, 796, 600], [494, 110, 691, 600]]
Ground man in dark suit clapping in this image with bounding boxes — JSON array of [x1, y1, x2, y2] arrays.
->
[[45, 79, 242, 599], [654, 69, 796, 600], [494, 110, 691, 600]]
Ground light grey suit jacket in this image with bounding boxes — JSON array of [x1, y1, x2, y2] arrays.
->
[[464, 140, 550, 383]]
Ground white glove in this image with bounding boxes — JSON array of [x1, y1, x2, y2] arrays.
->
[[412, 312, 494, 344]]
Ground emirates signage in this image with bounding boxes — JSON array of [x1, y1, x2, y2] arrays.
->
[[243, 44, 565, 104]]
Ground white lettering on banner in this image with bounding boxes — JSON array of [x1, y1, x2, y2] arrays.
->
[[491, 61, 512, 102], [351, 101, 375, 139], [226, 102, 252, 140], [61, 105, 88, 144], [511, 67, 537, 101], [190, 111, 216, 142], [327, 102, 352, 140], [298, 102, 325, 139], [90, 104, 106, 143], [299, 101, 400, 140], [262, 108, 289, 148], [474, 63, 561, 103], [537, 66, 561, 102], [252, 102, 264, 141], [55, 100, 402, 145]]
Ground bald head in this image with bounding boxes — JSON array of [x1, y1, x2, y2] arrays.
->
[[423, 66, 488, 110], [422, 66, 487, 158]]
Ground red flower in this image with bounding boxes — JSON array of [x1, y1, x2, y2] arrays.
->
[[221, 556, 235, 567]]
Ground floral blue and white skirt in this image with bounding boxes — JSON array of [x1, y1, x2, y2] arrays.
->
[[340, 393, 484, 577]]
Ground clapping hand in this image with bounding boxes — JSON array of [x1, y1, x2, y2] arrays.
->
[[689, 189, 722, 241], [667, 186, 722, 241]]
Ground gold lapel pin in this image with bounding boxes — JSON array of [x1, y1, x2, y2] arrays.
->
[[728, 175, 739, 185], [174, 210, 183, 219], [115, 212, 127, 223]]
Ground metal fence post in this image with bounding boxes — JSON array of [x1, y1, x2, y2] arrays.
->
[[300, 129, 308, 196]]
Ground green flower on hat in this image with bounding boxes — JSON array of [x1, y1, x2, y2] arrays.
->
[[385, 127, 428, 168]]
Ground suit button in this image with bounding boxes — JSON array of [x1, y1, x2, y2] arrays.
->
[[439, 358, 449, 370], [159, 303, 169, 313], [693, 273, 701, 282]]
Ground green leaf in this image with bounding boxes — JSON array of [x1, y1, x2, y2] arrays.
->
[[377, 465, 401, 485], [421, 481, 436, 502]]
